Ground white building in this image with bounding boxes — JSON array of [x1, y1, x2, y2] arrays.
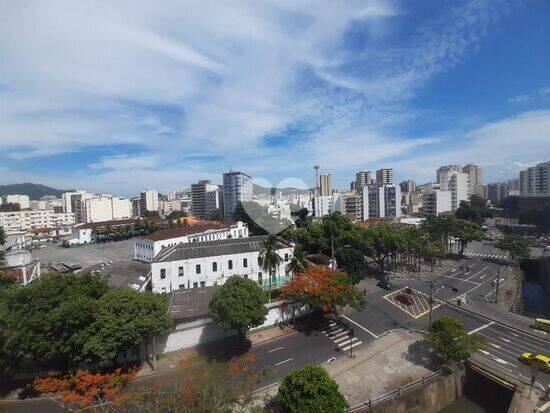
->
[[463, 164, 483, 197], [150, 235, 293, 293], [62, 190, 90, 214], [313, 195, 334, 218], [361, 184, 401, 220], [2, 194, 30, 209], [436, 165, 462, 184], [223, 171, 253, 219], [81, 195, 132, 223], [140, 190, 159, 216], [441, 172, 470, 210], [111, 197, 133, 219], [423, 190, 452, 217], [319, 173, 332, 196], [0, 232, 32, 253], [62, 225, 95, 247], [0, 249, 41, 286], [0, 210, 75, 234], [191, 180, 223, 219], [134, 221, 249, 263], [519, 161, 550, 197]]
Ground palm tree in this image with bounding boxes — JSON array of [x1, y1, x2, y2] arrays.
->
[[285, 248, 309, 276], [260, 235, 282, 303]]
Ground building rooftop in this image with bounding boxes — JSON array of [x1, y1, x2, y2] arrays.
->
[[143, 221, 233, 242], [154, 235, 290, 263], [78, 218, 140, 229]]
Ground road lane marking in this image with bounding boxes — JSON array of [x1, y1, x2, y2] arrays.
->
[[468, 322, 494, 335], [341, 315, 379, 338], [267, 346, 284, 353], [465, 266, 488, 280], [479, 350, 490, 355], [489, 343, 501, 349], [441, 275, 479, 285], [494, 358, 509, 365], [275, 358, 293, 366], [499, 337, 511, 343], [340, 341, 363, 352]]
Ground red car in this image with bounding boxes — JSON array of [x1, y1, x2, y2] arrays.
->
[[395, 294, 414, 305]]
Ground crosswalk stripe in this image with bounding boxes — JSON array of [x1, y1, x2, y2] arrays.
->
[[328, 331, 348, 339], [338, 337, 360, 347], [333, 335, 352, 344], [340, 341, 363, 352]]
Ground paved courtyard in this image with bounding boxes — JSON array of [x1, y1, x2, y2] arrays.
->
[[33, 239, 135, 268]]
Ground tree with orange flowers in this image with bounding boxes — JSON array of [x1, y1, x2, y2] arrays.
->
[[33, 368, 135, 411], [279, 267, 364, 315]]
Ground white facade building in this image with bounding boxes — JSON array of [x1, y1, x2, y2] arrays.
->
[[2, 195, 30, 209], [134, 221, 249, 263], [361, 184, 401, 220], [81, 195, 132, 223], [441, 172, 470, 210], [140, 190, 159, 215], [223, 171, 253, 219], [313, 195, 334, 218], [191, 180, 222, 219], [0, 210, 75, 234], [422, 190, 452, 217], [150, 235, 293, 293], [319, 173, 332, 196], [62, 225, 95, 247], [519, 161, 550, 197], [111, 197, 133, 219]]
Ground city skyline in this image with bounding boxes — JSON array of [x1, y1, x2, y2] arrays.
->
[[1, 1, 549, 195]]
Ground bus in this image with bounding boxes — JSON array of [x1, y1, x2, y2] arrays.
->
[[533, 318, 550, 332]]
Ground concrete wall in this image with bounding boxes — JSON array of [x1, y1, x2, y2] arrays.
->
[[371, 365, 465, 413], [158, 301, 305, 354]]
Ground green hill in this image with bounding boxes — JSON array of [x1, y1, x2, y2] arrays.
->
[[0, 183, 69, 200]]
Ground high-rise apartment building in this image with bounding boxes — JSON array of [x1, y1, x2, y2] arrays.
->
[[436, 165, 462, 184], [191, 180, 223, 219], [519, 161, 550, 197], [350, 181, 357, 192], [423, 190, 452, 217], [399, 180, 416, 194], [319, 173, 332, 196], [463, 164, 483, 196], [355, 171, 373, 189], [441, 172, 470, 210], [1, 195, 30, 209], [361, 184, 401, 220], [376, 168, 394, 185], [223, 171, 253, 219], [140, 190, 159, 216]]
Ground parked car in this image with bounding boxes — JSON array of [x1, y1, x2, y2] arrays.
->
[[519, 353, 550, 373], [395, 294, 414, 305]]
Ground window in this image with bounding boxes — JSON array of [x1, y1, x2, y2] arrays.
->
[[212, 262, 217, 272], [285, 253, 289, 262], [244, 274, 248, 279], [196, 264, 201, 274], [228, 260, 233, 269], [243, 258, 248, 268], [193, 282, 198, 288], [258, 272, 262, 284], [178, 266, 184, 277], [179, 284, 185, 290], [160, 269, 166, 279], [200, 281, 206, 287], [258, 256, 262, 266]]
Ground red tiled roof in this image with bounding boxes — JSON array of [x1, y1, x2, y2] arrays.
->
[[143, 221, 233, 242]]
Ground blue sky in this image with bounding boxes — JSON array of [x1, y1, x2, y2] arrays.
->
[[0, 0, 549, 196]]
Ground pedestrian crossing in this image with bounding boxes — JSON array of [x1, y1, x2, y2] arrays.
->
[[465, 252, 507, 260], [319, 321, 363, 352]]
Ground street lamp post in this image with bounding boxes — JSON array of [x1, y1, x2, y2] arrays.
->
[[429, 282, 459, 328], [494, 268, 501, 304]]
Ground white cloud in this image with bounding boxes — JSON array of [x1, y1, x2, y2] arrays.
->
[[508, 95, 532, 104]]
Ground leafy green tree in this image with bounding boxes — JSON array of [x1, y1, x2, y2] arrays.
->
[[166, 210, 187, 220], [0, 226, 5, 246], [452, 219, 484, 256], [260, 235, 283, 300], [426, 316, 485, 363], [205, 209, 224, 222], [209, 276, 268, 339], [0, 272, 16, 289], [496, 235, 531, 262], [82, 289, 171, 363], [455, 195, 492, 223], [277, 364, 348, 413], [0, 273, 171, 376], [335, 247, 365, 284], [0, 203, 21, 212], [364, 224, 401, 273], [398, 226, 424, 270]]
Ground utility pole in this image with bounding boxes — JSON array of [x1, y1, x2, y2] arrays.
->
[[495, 268, 501, 304], [348, 328, 354, 358], [429, 282, 434, 328]]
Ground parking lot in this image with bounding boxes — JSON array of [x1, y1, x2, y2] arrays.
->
[[33, 239, 134, 268], [383, 287, 438, 319]]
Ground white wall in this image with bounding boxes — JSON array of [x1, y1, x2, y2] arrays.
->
[[111, 197, 132, 219]]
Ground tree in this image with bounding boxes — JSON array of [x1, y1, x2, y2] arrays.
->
[[277, 364, 348, 413], [205, 209, 224, 222], [0, 203, 20, 212], [335, 247, 365, 284], [285, 246, 309, 276], [116, 355, 261, 412], [422, 240, 446, 272], [260, 234, 283, 300], [455, 195, 492, 223], [452, 219, 484, 257], [426, 316, 485, 363], [0, 226, 5, 246], [0, 273, 171, 376], [33, 368, 136, 411], [0, 272, 16, 289], [496, 235, 531, 262], [364, 224, 401, 273], [279, 267, 364, 315], [82, 289, 172, 364], [209, 276, 268, 339], [166, 210, 187, 220]]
